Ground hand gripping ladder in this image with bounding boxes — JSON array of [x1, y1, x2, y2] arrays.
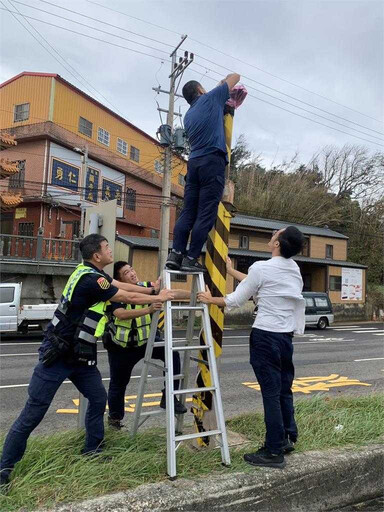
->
[[131, 268, 230, 479]]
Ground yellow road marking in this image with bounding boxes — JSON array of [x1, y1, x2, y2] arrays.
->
[[57, 394, 192, 414], [243, 374, 371, 394]]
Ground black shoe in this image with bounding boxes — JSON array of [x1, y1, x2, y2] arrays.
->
[[160, 392, 187, 414], [108, 417, 126, 430], [283, 438, 295, 454], [0, 471, 10, 495], [244, 447, 286, 469], [180, 257, 206, 273], [165, 251, 183, 270]]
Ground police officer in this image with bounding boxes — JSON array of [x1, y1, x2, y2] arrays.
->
[[105, 261, 188, 429], [0, 234, 174, 488]]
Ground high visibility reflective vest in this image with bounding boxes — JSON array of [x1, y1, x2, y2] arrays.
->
[[110, 282, 151, 348], [51, 264, 110, 364]]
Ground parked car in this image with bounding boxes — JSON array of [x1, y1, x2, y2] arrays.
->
[[0, 283, 57, 334], [251, 292, 334, 330], [303, 292, 334, 329]]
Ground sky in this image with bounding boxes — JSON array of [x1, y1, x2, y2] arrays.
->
[[1, 0, 383, 167]]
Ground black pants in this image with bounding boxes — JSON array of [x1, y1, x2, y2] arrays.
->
[[107, 344, 181, 421], [249, 328, 298, 455], [172, 151, 226, 258]]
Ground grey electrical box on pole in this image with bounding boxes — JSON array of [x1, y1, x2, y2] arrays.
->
[[157, 36, 193, 274]]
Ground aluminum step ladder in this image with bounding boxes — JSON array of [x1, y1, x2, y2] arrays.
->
[[131, 268, 230, 479]]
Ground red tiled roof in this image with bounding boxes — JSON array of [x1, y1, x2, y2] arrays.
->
[[0, 193, 22, 209], [0, 132, 17, 149], [0, 158, 19, 179]]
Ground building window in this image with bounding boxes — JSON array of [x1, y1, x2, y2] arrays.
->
[[326, 244, 333, 259], [329, 275, 342, 291], [302, 274, 312, 291], [178, 173, 185, 186], [150, 229, 159, 238], [117, 138, 128, 155], [130, 146, 140, 162], [239, 235, 249, 249], [9, 160, 25, 189], [97, 127, 110, 146], [18, 222, 34, 237], [78, 116, 93, 137], [154, 160, 163, 174], [300, 238, 310, 257], [14, 103, 30, 122], [126, 187, 136, 211]]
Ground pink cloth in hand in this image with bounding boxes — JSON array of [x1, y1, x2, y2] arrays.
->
[[226, 84, 247, 109]]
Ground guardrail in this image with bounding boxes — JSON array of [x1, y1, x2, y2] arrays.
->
[[0, 233, 81, 263]]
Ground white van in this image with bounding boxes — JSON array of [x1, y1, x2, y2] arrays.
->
[[0, 283, 57, 334]]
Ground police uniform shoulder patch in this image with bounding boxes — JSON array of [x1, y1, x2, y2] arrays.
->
[[97, 277, 110, 290]]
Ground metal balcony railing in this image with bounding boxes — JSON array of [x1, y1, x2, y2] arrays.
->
[[0, 233, 81, 263]]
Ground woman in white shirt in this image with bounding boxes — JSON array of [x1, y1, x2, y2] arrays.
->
[[198, 226, 305, 469]]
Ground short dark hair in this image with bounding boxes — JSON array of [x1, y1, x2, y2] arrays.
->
[[79, 234, 108, 260], [278, 227, 304, 258], [114, 261, 128, 280], [182, 80, 201, 105]]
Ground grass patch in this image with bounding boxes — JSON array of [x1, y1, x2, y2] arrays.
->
[[1, 394, 383, 511]]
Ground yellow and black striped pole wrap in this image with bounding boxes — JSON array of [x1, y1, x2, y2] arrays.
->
[[191, 109, 234, 446]]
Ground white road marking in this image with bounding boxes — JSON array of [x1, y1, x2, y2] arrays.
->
[[354, 357, 384, 362], [333, 327, 378, 331], [0, 375, 143, 390], [352, 330, 384, 334], [373, 333, 384, 336]]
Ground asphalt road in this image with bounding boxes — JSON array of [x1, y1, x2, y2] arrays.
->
[[0, 322, 383, 436]]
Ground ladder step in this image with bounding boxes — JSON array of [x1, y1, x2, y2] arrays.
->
[[147, 373, 184, 382], [173, 386, 216, 395], [165, 269, 204, 275], [190, 356, 209, 366], [144, 360, 166, 371], [139, 410, 164, 417], [170, 305, 204, 311], [172, 345, 209, 351], [175, 429, 221, 442]]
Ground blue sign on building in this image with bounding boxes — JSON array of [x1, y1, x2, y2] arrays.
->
[[102, 178, 122, 206], [85, 167, 100, 203], [51, 158, 79, 191]]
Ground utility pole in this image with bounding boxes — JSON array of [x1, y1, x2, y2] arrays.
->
[[157, 36, 193, 273], [74, 145, 88, 237]]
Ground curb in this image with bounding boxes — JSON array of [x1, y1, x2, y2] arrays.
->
[[45, 444, 384, 512]]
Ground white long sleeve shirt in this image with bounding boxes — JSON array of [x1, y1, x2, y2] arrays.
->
[[225, 257, 305, 334]]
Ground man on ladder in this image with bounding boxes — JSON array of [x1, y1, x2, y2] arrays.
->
[[165, 72, 240, 273], [105, 261, 191, 430]]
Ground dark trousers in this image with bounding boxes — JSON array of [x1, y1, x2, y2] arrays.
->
[[173, 152, 226, 258], [249, 328, 298, 455], [107, 343, 181, 421], [0, 359, 107, 479]]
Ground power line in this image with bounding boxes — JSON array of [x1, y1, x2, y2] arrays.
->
[[191, 60, 384, 138], [10, 2, 170, 57], [32, 0, 174, 49], [4, 0, 126, 117], [0, 7, 170, 62], [85, 0, 383, 125], [15, 2, 383, 139], [8, 4, 382, 145], [198, 72, 384, 148]]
